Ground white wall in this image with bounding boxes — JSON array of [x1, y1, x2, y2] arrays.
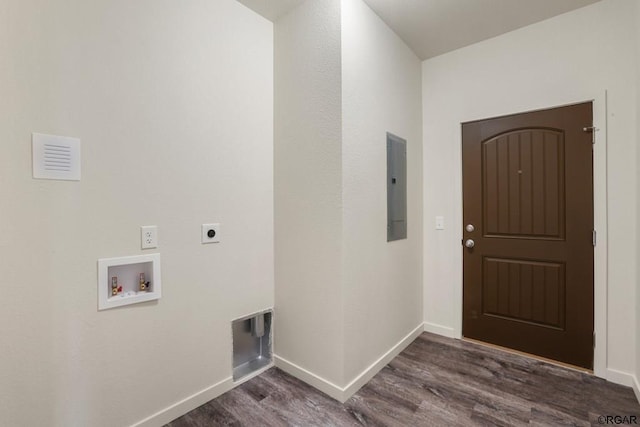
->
[[422, 0, 637, 379], [341, 0, 423, 382], [274, 0, 345, 386], [0, 1, 274, 425]]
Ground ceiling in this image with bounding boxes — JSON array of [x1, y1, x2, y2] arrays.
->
[[236, 0, 307, 22], [236, 0, 600, 60]]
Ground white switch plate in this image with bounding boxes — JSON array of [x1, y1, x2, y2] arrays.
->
[[435, 216, 445, 230], [202, 223, 220, 244], [141, 226, 158, 249]]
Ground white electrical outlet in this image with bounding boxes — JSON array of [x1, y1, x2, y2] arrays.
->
[[141, 226, 158, 249], [202, 223, 220, 244]]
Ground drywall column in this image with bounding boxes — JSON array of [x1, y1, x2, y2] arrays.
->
[[275, 0, 423, 396], [0, 0, 273, 425], [274, 0, 345, 387], [422, 0, 637, 382], [341, 0, 423, 383]]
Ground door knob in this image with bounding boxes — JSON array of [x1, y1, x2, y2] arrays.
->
[[465, 224, 475, 232], [465, 239, 475, 248]]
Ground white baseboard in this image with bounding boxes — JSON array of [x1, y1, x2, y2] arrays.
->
[[606, 368, 636, 387], [275, 323, 424, 403], [341, 323, 424, 400], [131, 363, 273, 427], [423, 321, 457, 339], [131, 377, 234, 427], [607, 368, 640, 404], [274, 355, 346, 402]]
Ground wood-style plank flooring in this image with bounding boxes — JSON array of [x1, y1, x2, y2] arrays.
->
[[167, 333, 640, 426]]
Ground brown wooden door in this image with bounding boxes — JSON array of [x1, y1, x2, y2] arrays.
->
[[462, 102, 594, 369]]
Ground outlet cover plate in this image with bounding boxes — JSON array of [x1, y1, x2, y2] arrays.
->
[[141, 225, 158, 249], [202, 223, 220, 244]]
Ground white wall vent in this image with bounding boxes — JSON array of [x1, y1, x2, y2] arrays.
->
[[32, 133, 81, 181]]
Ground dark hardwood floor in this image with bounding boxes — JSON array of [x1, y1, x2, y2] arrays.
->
[[167, 333, 640, 426]]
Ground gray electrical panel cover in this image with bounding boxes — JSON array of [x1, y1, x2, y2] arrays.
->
[[387, 133, 407, 241]]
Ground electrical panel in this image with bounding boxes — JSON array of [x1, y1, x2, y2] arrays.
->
[[387, 133, 407, 242]]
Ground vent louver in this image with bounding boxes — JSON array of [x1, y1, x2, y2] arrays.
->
[[32, 133, 81, 181], [43, 143, 72, 172]]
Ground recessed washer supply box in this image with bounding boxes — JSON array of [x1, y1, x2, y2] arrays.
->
[[98, 254, 161, 310]]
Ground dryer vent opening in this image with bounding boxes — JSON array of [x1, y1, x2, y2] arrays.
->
[[232, 311, 272, 381]]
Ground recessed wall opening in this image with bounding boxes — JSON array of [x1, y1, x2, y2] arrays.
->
[[232, 310, 273, 381]]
